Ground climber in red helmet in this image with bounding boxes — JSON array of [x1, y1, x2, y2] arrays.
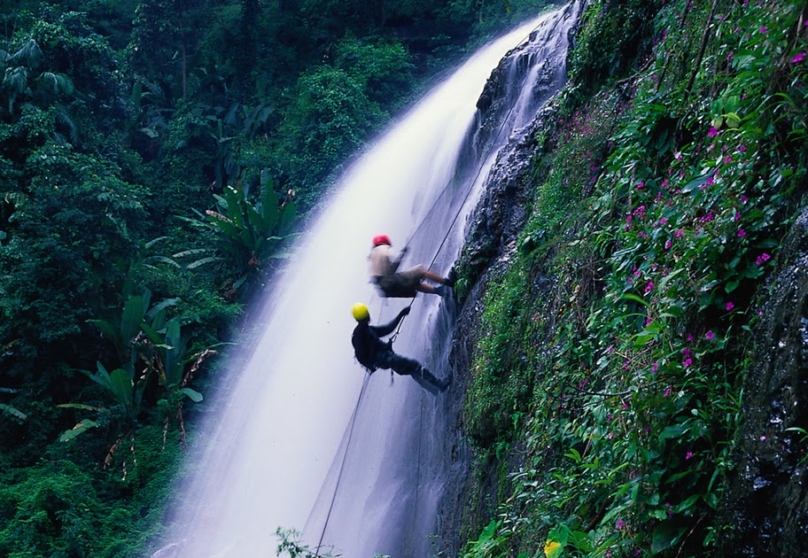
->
[[368, 234, 456, 298]]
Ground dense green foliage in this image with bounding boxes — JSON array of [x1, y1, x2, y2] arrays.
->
[[0, 0, 555, 555], [458, 0, 807, 556]]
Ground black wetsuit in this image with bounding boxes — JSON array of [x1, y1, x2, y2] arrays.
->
[[351, 308, 447, 392]]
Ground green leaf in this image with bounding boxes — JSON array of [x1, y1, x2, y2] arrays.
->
[[676, 493, 700, 512], [109, 368, 134, 409], [620, 293, 649, 307], [651, 519, 686, 553], [658, 268, 684, 292], [146, 298, 179, 321], [120, 295, 145, 344], [172, 248, 212, 259], [143, 255, 181, 268], [0, 402, 27, 420], [682, 172, 714, 193], [180, 387, 203, 402], [478, 519, 501, 544], [633, 332, 657, 347], [81, 362, 114, 392], [187, 256, 222, 269], [87, 319, 121, 345], [59, 419, 98, 442], [658, 422, 688, 442], [56, 403, 99, 411], [163, 320, 185, 386], [565, 448, 582, 463], [143, 236, 168, 248]]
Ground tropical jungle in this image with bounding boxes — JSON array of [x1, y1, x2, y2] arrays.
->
[[1, 0, 807, 557]]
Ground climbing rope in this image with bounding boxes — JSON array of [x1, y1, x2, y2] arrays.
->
[[390, 76, 527, 342], [314, 372, 371, 557], [313, 15, 553, 551], [398, 15, 547, 259], [389, 16, 548, 343]]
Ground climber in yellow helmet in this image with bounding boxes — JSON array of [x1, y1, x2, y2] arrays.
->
[[368, 234, 456, 298], [350, 303, 450, 394]]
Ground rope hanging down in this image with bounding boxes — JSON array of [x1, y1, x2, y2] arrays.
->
[[391, 77, 528, 341], [314, 16, 549, 551], [314, 373, 371, 557]]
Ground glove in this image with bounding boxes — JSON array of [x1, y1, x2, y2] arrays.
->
[[400, 306, 411, 317]]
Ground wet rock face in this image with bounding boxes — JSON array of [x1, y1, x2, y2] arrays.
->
[[463, 104, 556, 276], [725, 207, 808, 556], [435, 7, 585, 555]]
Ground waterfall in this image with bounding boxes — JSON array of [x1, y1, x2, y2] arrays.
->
[[158, 4, 579, 557]]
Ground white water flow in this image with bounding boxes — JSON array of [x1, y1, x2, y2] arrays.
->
[[162, 4, 577, 557]]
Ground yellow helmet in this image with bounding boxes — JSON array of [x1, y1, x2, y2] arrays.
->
[[351, 303, 370, 321]]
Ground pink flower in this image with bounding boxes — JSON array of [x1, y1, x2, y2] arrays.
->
[[756, 252, 771, 265], [726, 301, 735, 311], [616, 519, 625, 530], [665, 239, 672, 250], [734, 211, 742, 221], [685, 451, 693, 460], [664, 386, 671, 397], [708, 126, 719, 138], [645, 281, 654, 294], [738, 145, 747, 153], [662, 179, 669, 188], [706, 330, 715, 340], [737, 229, 746, 237], [683, 358, 693, 368], [723, 155, 732, 164], [652, 362, 659, 373], [636, 181, 645, 190], [791, 52, 806, 64], [740, 195, 748, 203], [660, 217, 668, 225], [675, 229, 684, 238], [760, 26, 768, 33]]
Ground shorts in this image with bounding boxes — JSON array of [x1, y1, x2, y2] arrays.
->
[[375, 265, 426, 298]]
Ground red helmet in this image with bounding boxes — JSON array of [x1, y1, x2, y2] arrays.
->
[[372, 234, 391, 247]]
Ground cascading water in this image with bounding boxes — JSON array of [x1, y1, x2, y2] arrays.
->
[[158, 4, 579, 557]]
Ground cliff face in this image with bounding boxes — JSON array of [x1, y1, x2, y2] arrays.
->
[[440, 0, 808, 556], [436, 12, 575, 554], [725, 207, 808, 555]]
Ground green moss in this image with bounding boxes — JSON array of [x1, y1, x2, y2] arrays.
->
[[460, 0, 808, 556]]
